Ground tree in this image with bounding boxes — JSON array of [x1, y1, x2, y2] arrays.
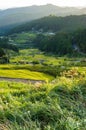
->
[[0, 38, 19, 52], [0, 48, 5, 57], [0, 37, 19, 63], [35, 32, 73, 55], [73, 29, 86, 53]]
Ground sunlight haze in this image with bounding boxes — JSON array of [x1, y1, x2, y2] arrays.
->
[[0, 0, 86, 9]]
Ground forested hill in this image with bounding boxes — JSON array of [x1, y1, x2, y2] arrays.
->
[[0, 4, 86, 28], [9, 15, 86, 34]]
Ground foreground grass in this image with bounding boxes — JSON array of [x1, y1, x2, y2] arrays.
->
[[0, 75, 86, 130]]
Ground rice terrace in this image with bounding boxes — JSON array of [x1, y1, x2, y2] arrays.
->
[[0, 1, 86, 130]]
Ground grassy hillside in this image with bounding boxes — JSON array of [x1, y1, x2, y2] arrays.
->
[[0, 65, 86, 129], [0, 46, 86, 129]]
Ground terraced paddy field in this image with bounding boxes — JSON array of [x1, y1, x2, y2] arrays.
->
[[0, 49, 86, 130], [0, 67, 53, 81]]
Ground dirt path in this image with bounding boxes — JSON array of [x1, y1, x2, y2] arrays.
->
[[0, 77, 45, 84]]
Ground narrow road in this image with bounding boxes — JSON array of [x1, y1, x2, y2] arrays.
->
[[0, 77, 45, 84]]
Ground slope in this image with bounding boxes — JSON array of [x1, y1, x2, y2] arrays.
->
[[9, 15, 86, 34]]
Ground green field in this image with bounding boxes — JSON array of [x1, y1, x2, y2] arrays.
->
[[10, 33, 36, 48], [0, 65, 54, 81], [0, 47, 86, 130]]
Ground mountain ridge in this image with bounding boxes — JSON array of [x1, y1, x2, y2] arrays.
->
[[0, 4, 86, 28], [0, 4, 86, 35]]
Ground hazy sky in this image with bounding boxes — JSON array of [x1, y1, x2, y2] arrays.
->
[[0, 0, 86, 9]]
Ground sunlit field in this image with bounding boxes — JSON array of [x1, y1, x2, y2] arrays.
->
[[0, 48, 86, 130], [0, 75, 86, 129]]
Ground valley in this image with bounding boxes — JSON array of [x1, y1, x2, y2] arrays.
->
[[0, 5, 86, 129], [0, 39, 86, 129]]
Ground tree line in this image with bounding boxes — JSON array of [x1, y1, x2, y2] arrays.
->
[[34, 29, 86, 55], [8, 15, 86, 34]]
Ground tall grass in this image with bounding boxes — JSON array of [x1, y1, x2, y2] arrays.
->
[[0, 75, 86, 130]]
